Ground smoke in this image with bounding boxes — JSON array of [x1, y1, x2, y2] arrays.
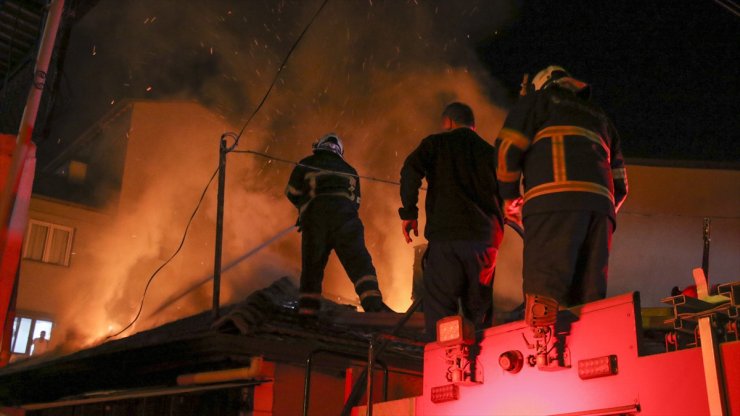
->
[[45, 0, 520, 351]]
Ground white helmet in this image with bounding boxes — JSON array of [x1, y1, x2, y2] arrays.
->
[[531, 65, 570, 91], [312, 133, 344, 156]]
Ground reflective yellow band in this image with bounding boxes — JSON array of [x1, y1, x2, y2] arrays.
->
[[354, 275, 378, 288], [612, 167, 627, 180], [498, 170, 521, 183], [299, 293, 323, 300], [535, 125, 609, 159], [498, 128, 530, 150], [359, 290, 382, 301], [551, 135, 566, 182], [524, 181, 614, 204], [285, 185, 303, 196], [298, 307, 319, 315], [298, 192, 356, 215], [496, 140, 522, 182]]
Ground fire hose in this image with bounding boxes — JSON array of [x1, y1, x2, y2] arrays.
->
[[147, 224, 299, 318]]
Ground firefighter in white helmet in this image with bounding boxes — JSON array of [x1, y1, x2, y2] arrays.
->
[[495, 65, 628, 307], [286, 133, 393, 315]]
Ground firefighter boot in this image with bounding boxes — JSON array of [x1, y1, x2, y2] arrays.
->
[[361, 296, 395, 313], [298, 292, 322, 317]]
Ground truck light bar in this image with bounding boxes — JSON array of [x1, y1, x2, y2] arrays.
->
[[430, 384, 460, 403], [578, 355, 618, 380]]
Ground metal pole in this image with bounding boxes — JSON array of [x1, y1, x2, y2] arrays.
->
[[212, 137, 227, 320], [702, 217, 711, 284], [0, 0, 64, 268], [365, 338, 375, 416], [304, 349, 388, 416], [698, 316, 727, 416], [341, 296, 423, 416], [303, 354, 314, 416], [0, 0, 64, 368]]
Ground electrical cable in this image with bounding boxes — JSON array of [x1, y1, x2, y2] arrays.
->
[[234, 149, 412, 188], [147, 224, 299, 318], [232, 0, 331, 148], [107, 0, 331, 339], [713, 0, 740, 17], [237, 149, 526, 234], [106, 167, 219, 340]]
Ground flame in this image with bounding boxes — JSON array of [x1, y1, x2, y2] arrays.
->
[[43, 0, 516, 353]]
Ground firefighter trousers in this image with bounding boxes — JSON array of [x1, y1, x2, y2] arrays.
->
[[298, 198, 382, 314], [422, 240, 498, 341], [523, 211, 613, 307]]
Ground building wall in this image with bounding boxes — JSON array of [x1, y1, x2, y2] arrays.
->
[[493, 163, 740, 310], [610, 164, 740, 306], [16, 195, 110, 351], [15, 101, 234, 356], [273, 363, 345, 416]]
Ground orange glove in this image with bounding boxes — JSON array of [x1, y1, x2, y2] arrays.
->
[[402, 219, 418, 244]]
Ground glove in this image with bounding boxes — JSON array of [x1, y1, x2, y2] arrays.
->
[[504, 198, 523, 230], [402, 219, 418, 244]]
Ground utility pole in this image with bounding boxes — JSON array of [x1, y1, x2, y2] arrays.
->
[[0, 0, 65, 367]]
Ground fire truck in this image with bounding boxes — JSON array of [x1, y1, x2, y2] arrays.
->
[[353, 275, 740, 416]]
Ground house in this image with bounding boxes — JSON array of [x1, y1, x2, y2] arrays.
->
[[1, 277, 425, 415]]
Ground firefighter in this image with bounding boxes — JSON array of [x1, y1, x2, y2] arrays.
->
[[495, 65, 628, 307], [399, 102, 505, 340], [286, 133, 392, 315]]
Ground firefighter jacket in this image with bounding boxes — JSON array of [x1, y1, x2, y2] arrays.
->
[[399, 127, 504, 244], [495, 78, 628, 221], [285, 150, 360, 220]]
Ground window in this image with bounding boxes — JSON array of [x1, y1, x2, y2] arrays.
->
[[11, 315, 53, 356], [23, 219, 74, 266]]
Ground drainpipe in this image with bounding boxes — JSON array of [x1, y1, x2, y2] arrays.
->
[[0, 0, 65, 255], [0, 0, 65, 367]]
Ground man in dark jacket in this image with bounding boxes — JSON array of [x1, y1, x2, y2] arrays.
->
[[399, 102, 504, 340], [495, 66, 628, 307], [286, 133, 392, 315]]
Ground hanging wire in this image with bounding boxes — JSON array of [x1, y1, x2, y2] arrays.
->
[[713, 0, 740, 17], [232, 0, 331, 147], [234, 149, 411, 188], [105, 167, 219, 340], [107, 0, 331, 339]]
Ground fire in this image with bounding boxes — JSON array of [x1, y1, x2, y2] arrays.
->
[[40, 0, 516, 353]]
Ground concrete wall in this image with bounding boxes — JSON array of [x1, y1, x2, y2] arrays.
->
[[17, 195, 111, 344], [610, 164, 740, 306], [494, 163, 740, 310], [16, 101, 233, 353]]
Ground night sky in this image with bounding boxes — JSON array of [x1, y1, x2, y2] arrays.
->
[[37, 0, 740, 166], [476, 0, 740, 163]]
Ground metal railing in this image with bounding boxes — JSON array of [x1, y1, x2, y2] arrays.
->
[[340, 297, 424, 416], [303, 348, 388, 416]]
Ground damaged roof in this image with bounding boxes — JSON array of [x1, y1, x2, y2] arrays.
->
[[0, 277, 425, 406]]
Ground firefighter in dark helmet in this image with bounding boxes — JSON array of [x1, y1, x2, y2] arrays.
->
[[495, 65, 628, 307], [286, 133, 393, 315]]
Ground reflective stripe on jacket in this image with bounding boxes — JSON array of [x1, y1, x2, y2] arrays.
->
[[285, 150, 360, 218], [495, 79, 628, 219]]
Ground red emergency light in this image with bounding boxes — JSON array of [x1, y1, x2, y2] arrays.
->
[[578, 355, 618, 380], [430, 384, 459, 403]]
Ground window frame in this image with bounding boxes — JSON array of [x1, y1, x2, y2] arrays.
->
[[10, 313, 54, 356], [22, 219, 75, 266]]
